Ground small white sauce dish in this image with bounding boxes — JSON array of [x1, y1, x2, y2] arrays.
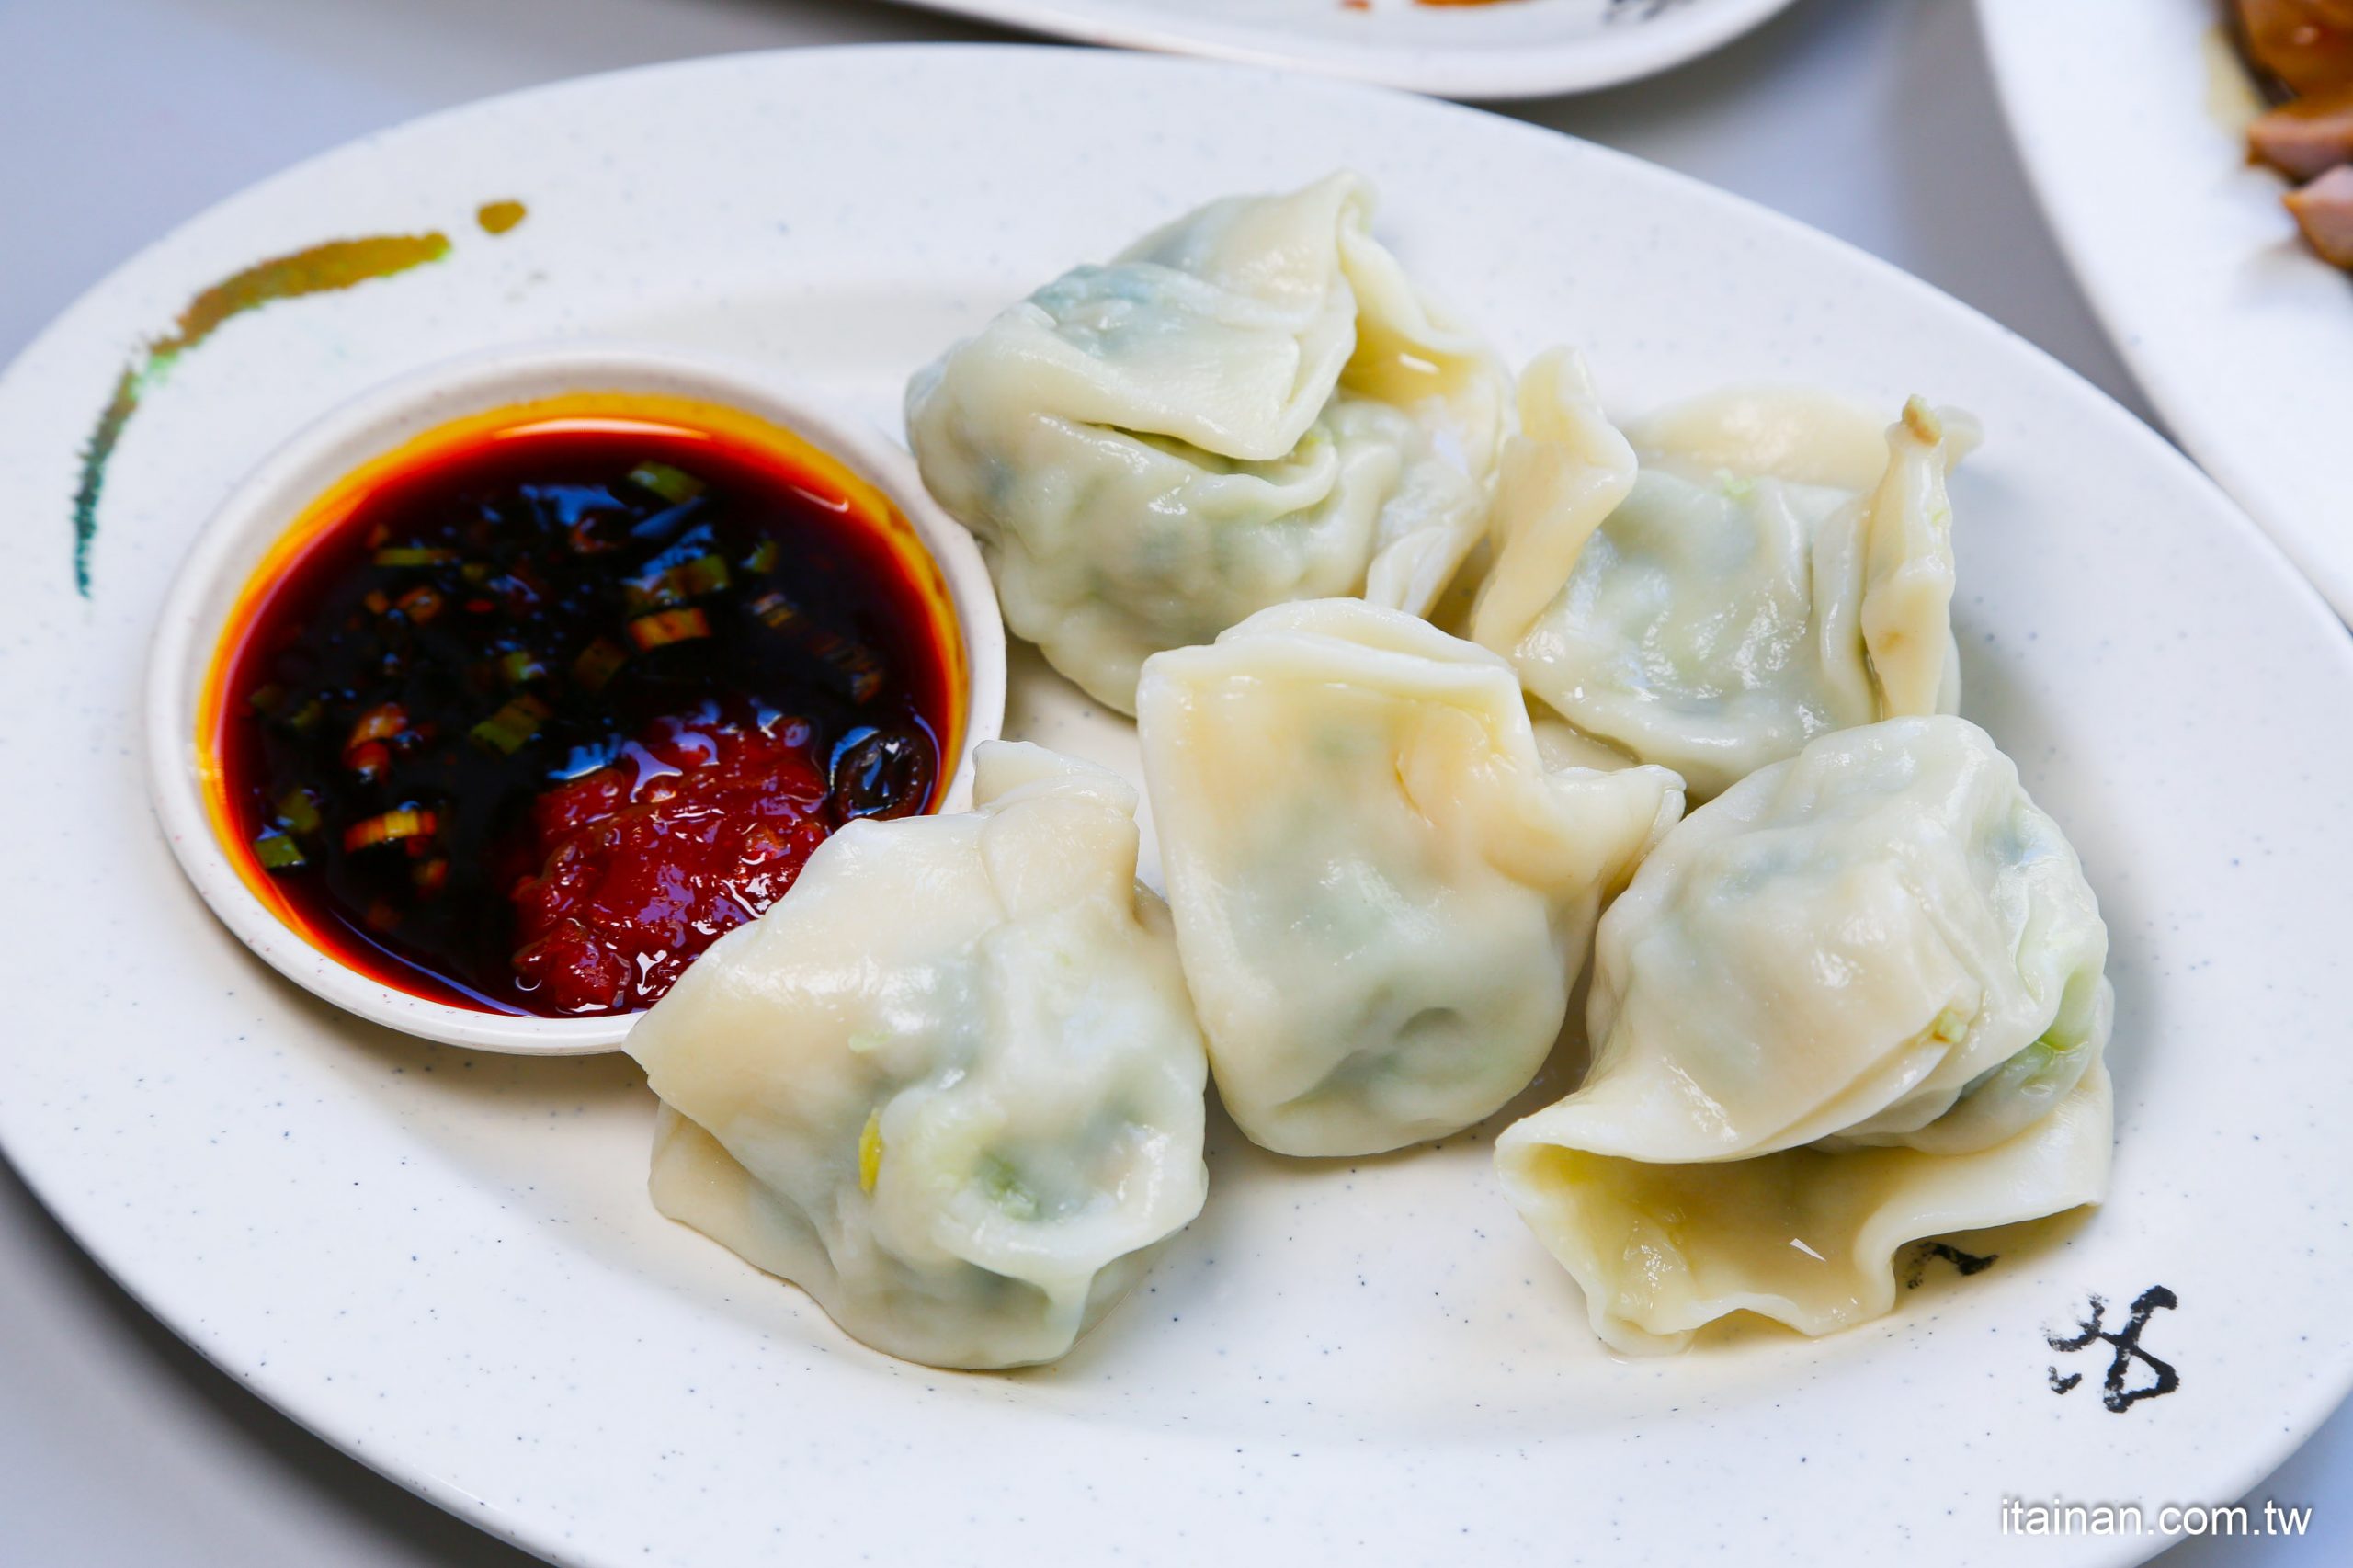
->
[[145, 342, 1006, 1055]]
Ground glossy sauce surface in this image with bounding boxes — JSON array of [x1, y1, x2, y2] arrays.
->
[[209, 400, 961, 1017]]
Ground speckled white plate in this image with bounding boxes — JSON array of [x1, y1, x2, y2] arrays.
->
[[1977, 0, 2353, 620], [893, 0, 1801, 99], [2, 44, 2349, 1568]]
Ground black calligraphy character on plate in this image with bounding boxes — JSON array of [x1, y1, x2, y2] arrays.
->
[[2045, 1286, 2180, 1413]]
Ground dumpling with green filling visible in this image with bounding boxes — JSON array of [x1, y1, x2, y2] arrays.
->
[[625, 742, 1209, 1370], [1495, 714, 2115, 1355], [1469, 349, 1978, 801], [907, 171, 1506, 715]]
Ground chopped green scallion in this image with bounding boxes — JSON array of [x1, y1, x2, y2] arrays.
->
[[470, 693, 551, 756], [624, 552, 732, 613], [253, 685, 324, 733], [677, 553, 731, 596], [496, 648, 549, 687], [621, 576, 686, 614], [626, 607, 712, 652], [274, 788, 324, 837], [250, 829, 307, 872], [627, 461, 705, 506], [343, 807, 438, 854], [372, 546, 457, 568]]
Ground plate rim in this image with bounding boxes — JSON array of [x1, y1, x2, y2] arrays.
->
[[890, 0, 1805, 99], [3, 40, 2350, 1568]]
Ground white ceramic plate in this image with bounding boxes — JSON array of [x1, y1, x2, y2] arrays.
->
[[894, 0, 1802, 98], [2, 44, 2349, 1568], [1977, 0, 2353, 619]]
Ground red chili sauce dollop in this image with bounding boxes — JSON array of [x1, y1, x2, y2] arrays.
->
[[213, 407, 957, 1017]]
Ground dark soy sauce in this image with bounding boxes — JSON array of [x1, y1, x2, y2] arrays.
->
[[212, 407, 960, 1017]]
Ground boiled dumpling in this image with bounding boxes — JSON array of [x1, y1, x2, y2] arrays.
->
[[908, 172, 1506, 714], [1469, 349, 1978, 800], [1495, 715, 2113, 1354], [625, 743, 1209, 1370], [1137, 598, 1684, 1158]]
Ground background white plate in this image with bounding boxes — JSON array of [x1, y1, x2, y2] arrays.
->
[[2, 43, 2350, 1568], [892, 0, 1802, 98], [1977, 0, 2353, 620]]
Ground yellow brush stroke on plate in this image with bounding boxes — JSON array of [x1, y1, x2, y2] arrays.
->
[[72, 203, 530, 597]]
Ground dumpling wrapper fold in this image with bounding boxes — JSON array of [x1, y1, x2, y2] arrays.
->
[[628, 743, 1209, 1370], [1470, 349, 1978, 798], [1498, 1066, 2110, 1355], [908, 171, 1506, 713], [1496, 715, 2114, 1354], [1139, 598, 1683, 1157]]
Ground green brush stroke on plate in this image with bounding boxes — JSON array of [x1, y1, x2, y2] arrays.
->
[[72, 200, 529, 598]]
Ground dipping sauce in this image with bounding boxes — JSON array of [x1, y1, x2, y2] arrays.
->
[[205, 394, 964, 1018]]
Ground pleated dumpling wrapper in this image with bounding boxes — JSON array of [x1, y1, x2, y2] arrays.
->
[[1495, 715, 2114, 1355], [1469, 349, 1979, 800], [1137, 598, 1685, 1158], [625, 743, 1210, 1370], [907, 171, 1506, 714]]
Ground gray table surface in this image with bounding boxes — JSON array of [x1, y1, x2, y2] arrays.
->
[[0, 0, 2343, 1562]]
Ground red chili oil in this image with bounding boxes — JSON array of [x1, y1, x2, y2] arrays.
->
[[207, 397, 961, 1018]]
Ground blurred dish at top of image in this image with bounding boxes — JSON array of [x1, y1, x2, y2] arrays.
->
[[887, 0, 1803, 98]]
